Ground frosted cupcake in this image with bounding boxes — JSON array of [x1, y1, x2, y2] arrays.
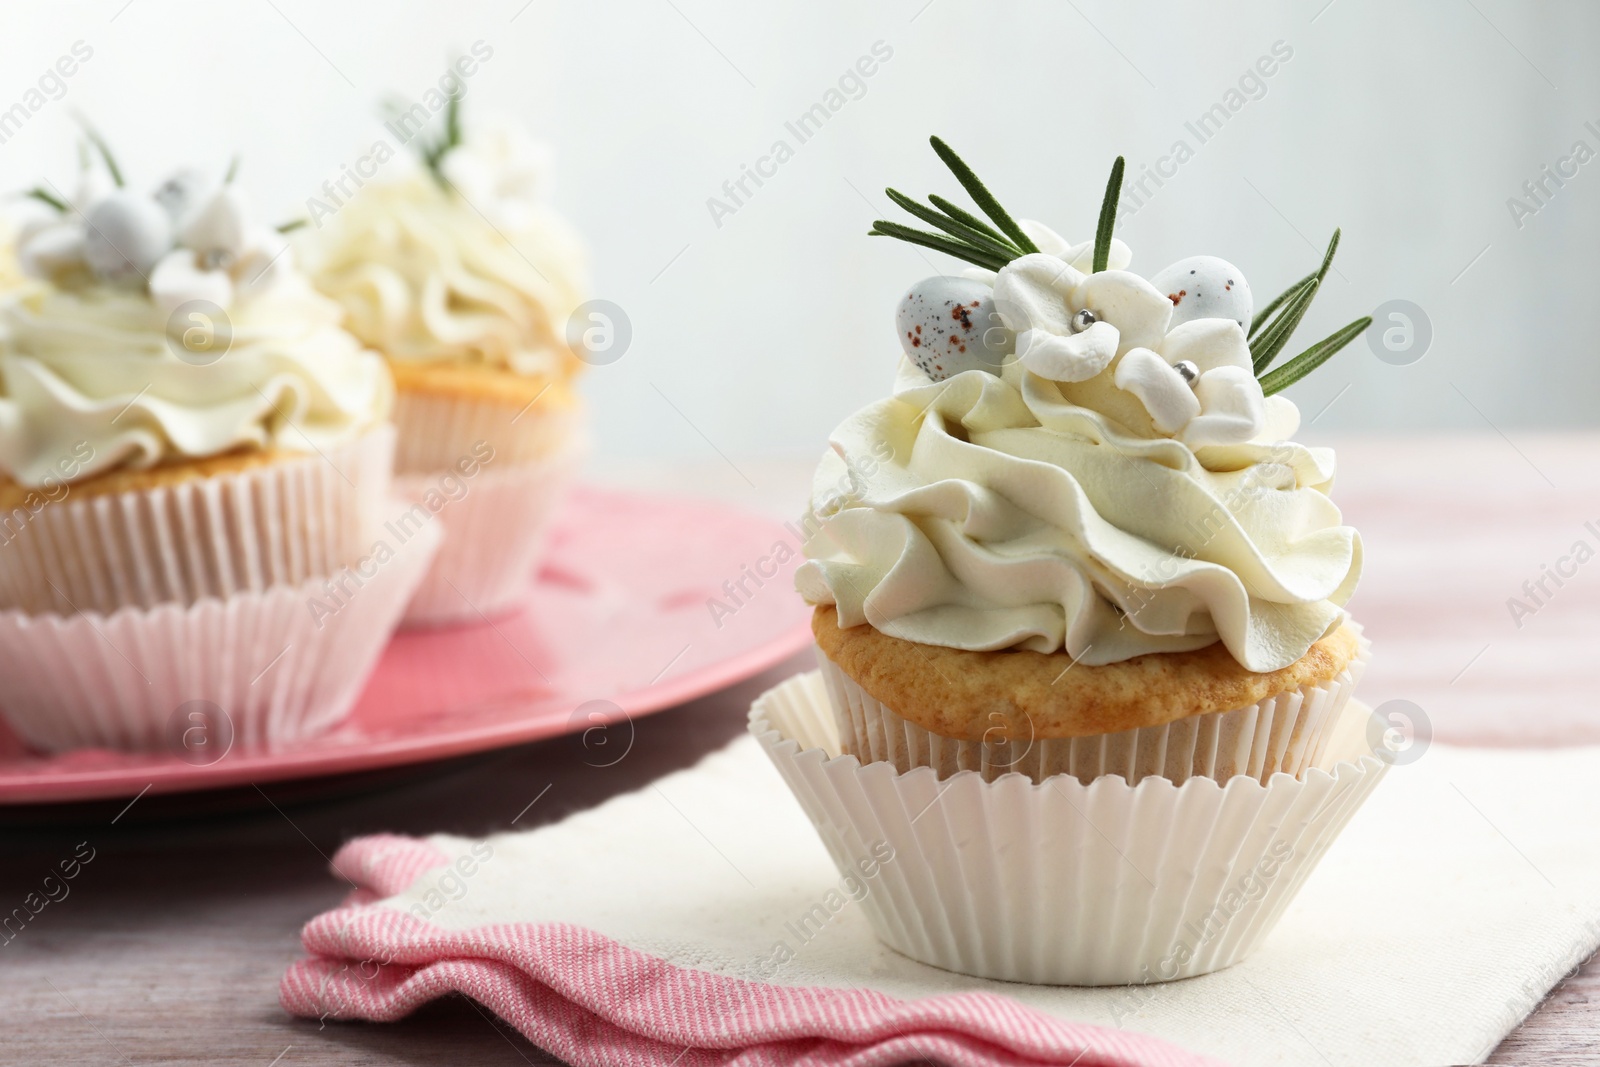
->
[[0, 147, 435, 752], [298, 105, 587, 625], [750, 139, 1388, 985]]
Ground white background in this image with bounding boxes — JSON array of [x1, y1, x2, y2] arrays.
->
[[1, 0, 1594, 464]]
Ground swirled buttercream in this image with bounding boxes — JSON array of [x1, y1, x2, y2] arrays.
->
[[298, 140, 587, 379], [0, 276, 392, 487], [795, 355, 1361, 672]]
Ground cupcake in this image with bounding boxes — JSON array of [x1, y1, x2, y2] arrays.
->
[[0, 145, 435, 752], [299, 105, 587, 626], [750, 138, 1389, 985]]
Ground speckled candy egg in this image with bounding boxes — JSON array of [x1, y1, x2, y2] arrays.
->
[[895, 276, 1014, 381], [84, 191, 173, 285], [1149, 256, 1252, 331]]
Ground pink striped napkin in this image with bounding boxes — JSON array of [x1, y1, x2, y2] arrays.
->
[[281, 834, 1221, 1067]]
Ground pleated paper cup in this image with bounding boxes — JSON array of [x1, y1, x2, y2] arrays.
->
[[750, 671, 1389, 986], [394, 441, 584, 627], [0, 506, 439, 753], [0, 426, 395, 617], [392, 387, 580, 474], [816, 631, 1369, 786]]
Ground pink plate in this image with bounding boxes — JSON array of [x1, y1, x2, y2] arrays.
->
[[0, 488, 812, 804]]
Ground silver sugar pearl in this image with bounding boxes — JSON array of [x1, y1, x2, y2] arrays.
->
[[1070, 308, 1097, 333], [1174, 360, 1200, 386]]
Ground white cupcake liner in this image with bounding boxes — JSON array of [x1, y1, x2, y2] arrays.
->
[[393, 441, 584, 627], [392, 385, 580, 474], [0, 505, 440, 753], [817, 631, 1369, 786], [750, 671, 1389, 986], [0, 426, 395, 617]]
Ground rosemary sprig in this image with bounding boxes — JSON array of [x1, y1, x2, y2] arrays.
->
[[419, 91, 464, 185], [869, 138, 1042, 270], [1250, 229, 1340, 339], [1249, 275, 1319, 375], [927, 194, 1013, 248], [1259, 316, 1372, 396], [872, 138, 1138, 275], [867, 220, 1009, 272], [884, 188, 1022, 262], [393, 88, 466, 191], [1248, 228, 1363, 388], [23, 187, 68, 213], [927, 136, 1038, 254], [79, 123, 124, 188], [1092, 156, 1124, 273]]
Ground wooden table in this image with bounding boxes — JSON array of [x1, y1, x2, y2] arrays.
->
[[3, 437, 1597, 1066]]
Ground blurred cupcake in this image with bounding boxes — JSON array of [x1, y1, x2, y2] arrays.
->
[[0, 146, 434, 752], [752, 138, 1387, 985], [299, 104, 587, 625]]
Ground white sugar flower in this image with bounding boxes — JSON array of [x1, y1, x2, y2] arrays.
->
[[439, 115, 553, 231], [982, 218, 1280, 450], [150, 183, 292, 314], [989, 220, 1171, 384], [1112, 319, 1279, 449]]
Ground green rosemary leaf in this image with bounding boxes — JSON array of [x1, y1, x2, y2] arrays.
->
[[885, 188, 1021, 262], [1250, 275, 1319, 375], [1314, 228, 1342, 282], [445, 91, 462, 151], [927, 194, 1013, 248], [23, 187, 68, 213], [1259, 316, 1371, 396], [1092, 156, 1125, 273], [869, 220, 1009, 272], [1249, 228, 1341, 339], [928, 136, 1039, 255], [224, 155, 241, 184], [80, 125, 124, 188], [869, 222, 1009, 271], [276, 218, 308, 233], [1248, 272, 1310, 340], [421, 132, 451, 189]]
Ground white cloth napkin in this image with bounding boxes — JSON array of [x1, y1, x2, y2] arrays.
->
[[327, 733, 1600, 1067]]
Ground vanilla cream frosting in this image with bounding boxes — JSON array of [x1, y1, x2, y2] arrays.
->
[[0, 275, 391, 487], [0, 218, 21, 294], [298, 126, 587, 378], [797, 224, 1361, 673]]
